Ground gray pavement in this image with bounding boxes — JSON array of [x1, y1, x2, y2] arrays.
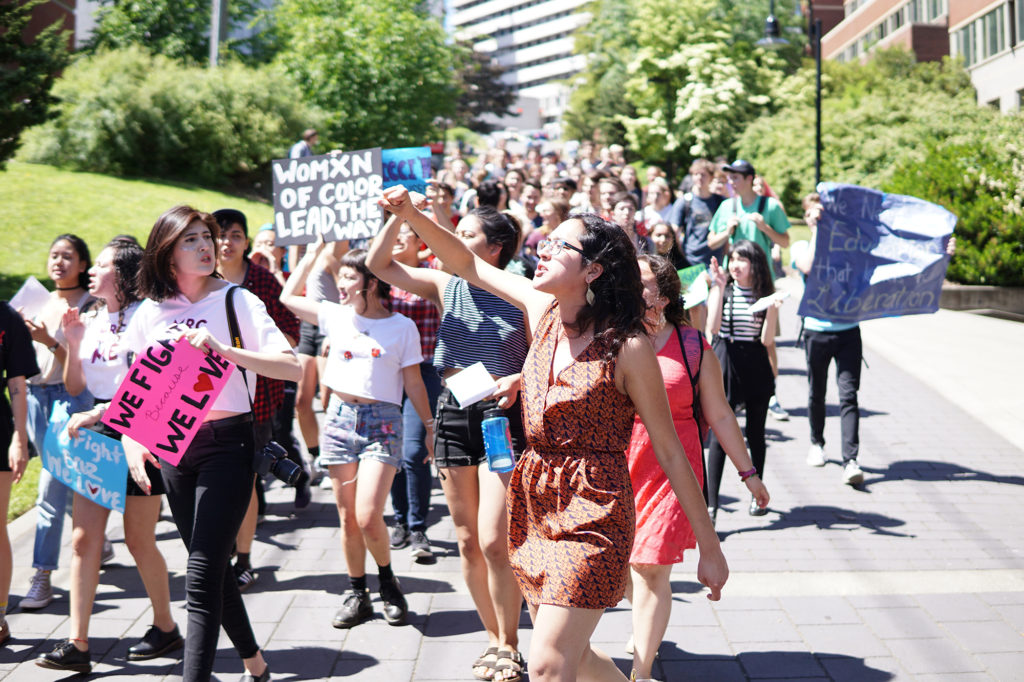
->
[[2, 282, 1023, 681]]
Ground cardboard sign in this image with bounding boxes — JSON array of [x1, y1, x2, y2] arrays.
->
[[798, 183, 956, 324], [43, 402, 128, 513], [382, 147, 432, 195], [272, 148, 384, 246], [101, 338, 234, 466]]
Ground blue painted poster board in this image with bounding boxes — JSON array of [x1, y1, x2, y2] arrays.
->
[[43, 402, 128, 513], [382, 147, 432, 195], [797, 183, 956, 324]]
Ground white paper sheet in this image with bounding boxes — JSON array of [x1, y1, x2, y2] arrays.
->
[[9, 276, 51, 318], [444, 362, 498, 407]]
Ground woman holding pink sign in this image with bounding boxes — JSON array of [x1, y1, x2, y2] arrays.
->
[[35, 236, 183, 674], [121, 206, 300, 682]]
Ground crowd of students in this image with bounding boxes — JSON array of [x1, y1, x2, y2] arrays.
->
[[1, 140, 875, 682]]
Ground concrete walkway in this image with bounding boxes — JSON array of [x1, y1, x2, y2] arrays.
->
[[1, 284, 1022, 681]]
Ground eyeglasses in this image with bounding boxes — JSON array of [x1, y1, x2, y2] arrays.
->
[[537, 238, 587, 258]]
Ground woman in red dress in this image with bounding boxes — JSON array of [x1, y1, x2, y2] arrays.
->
[[381, 186, 729, 682], [626, 256, 769, 680]]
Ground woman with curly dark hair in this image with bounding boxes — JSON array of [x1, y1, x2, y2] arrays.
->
[[380, 186, 727, 682]]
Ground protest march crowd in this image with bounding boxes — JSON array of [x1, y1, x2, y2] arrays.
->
[[0, 134, 956, 682]]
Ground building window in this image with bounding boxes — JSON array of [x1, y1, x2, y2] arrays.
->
[[986, 97, 1000, 110], [1017, 87, 1024, 109], [1015, 0, 1024, 46]]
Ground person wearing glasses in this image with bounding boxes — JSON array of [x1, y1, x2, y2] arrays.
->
[[379, 186, 727, 682]]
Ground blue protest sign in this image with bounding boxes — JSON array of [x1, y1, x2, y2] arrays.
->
[[798, 183, 956, 324], [43, 402, 128, 513], [382, 147, 432, 195]]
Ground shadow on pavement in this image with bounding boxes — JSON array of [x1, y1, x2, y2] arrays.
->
[[651, 645, 895, 680], [863, 459, 1024, 488], [719, 504, 913, 540]]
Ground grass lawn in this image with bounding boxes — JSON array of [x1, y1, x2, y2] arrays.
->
[[9, 458, 41, 522], [0, 161, 274, 300]]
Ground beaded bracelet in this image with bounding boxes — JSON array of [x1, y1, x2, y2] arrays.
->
[[738, 467, 758, 482]]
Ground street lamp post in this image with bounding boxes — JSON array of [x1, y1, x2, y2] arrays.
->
[[758, 0, 822, 187]]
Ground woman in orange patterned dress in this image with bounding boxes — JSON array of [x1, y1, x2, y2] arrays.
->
[[381, 186, 728, 682], [626, 256, 769, 680]]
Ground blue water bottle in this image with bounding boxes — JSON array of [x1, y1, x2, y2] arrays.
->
[[481, 408, 515, 473]]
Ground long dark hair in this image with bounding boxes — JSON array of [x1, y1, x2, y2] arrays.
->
[[50, 234, 91, 290], [727, 239, 774, 301], [472, 205, 520, 268], [104, 237, 144, 323], [138, 205, 220, 302], [568, 213, 647, 372], [339, 248, 391, 310], [638, 254, 688, 328]]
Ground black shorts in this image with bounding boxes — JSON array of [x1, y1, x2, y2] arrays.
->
[[432, 388, 526, 469], [92, 422, 167, 497], [0, 426, 10, 472], [295, 320, 326, 357]]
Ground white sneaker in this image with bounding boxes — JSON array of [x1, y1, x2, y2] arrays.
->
[[843, 460, 864, 486], [21, 569, 54, 610], [806, 444, 826, 467]]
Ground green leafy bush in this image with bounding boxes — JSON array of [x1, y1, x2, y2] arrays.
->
[[18, 47, 314, 186]]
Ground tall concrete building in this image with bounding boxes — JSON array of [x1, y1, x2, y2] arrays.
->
[[450, 0, 591, 134]]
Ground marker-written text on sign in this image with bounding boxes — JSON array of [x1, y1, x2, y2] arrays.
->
[[272, 147, 384, 246], [101, 338, 234, 466]]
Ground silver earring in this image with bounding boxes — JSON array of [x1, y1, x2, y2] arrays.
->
[[586, 285, 595, 305]]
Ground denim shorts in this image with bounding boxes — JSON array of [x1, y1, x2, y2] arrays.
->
[[319, 395, 403, 469]]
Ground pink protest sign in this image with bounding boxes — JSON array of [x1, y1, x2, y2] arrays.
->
[[101, 337, 235, 466]]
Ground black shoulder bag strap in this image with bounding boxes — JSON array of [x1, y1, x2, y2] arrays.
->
[[675, 324, 710, 504], [225, 286, 257, 417]]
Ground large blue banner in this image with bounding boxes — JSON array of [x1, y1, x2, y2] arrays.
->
[[43, 402, 128, 513], [382, 147, 432, 195], [798, 183, 956, 324]]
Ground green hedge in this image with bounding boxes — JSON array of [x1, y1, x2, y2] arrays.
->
[[17, 47, 315, 187]]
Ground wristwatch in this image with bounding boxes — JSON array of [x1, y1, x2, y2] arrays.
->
[[48, 342, 59, 352]]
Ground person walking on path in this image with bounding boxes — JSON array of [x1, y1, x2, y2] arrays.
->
[[36, 237, 183, 674], [367, 208, 529, 682], [281, 244, 433, 630], [704, 240, 781, 521], [121, 205, 300, 682], [19, 234, 102, 612], [380, 186, 727, 682], [626, 256, 768, 680], [289, 129, 318, 159], [0, 301, 40, 645]]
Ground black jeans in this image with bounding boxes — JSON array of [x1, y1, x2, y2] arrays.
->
[[160, 414, 259, 681], [705, 396, 769, 509], [804, 327, 862, 464]]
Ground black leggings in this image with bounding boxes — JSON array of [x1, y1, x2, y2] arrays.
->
[[705, 396, 769, 509], [160, 415, 259, 681]]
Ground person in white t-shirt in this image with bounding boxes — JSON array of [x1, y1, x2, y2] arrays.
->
[[121, 206, 300, 682], [36, 237, 183, 674], [281, 244, 433, 632]]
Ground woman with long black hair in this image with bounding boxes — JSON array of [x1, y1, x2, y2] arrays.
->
[[121, 206, 300, 682]]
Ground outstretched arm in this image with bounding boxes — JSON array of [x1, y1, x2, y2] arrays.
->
[[280, 241, 327, 326], [380, 185, 551, 333], [366, 213, 449, 310], [618, 336, 728, 600]]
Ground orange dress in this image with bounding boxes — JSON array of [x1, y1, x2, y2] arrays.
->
[[507, 302, 637, 609], [627, 327, 708, 565]]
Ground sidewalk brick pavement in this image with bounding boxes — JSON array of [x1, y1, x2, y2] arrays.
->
[[1, 296, 1021, 680]]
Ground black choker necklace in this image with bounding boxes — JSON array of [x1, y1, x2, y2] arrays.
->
[[55, 285, 82, 291]]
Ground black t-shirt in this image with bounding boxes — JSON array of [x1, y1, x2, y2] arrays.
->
[[1, 301, 40, 449], [672, 193, 725, 267]]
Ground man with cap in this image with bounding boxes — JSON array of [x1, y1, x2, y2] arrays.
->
[[707, 159, 790, 261]]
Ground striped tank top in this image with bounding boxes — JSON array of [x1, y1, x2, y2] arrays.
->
[[720, 283, 765, 342], [434, 277, 529, 378]]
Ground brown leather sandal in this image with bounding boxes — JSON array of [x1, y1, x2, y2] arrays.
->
[[493, 649, 525, 682]]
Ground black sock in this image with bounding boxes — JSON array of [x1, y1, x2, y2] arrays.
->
[[377, 563, 395, 584], [235, 552, 251, 571], [351, 575, 367, 592], [308, 446, 320, 459]]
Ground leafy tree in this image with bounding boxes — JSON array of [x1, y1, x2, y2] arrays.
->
[[453, 40, 518, 134], [0, 0, 69, 168], [273, 0, 457, 151], [84, 0, 270, 65], [18, 47, 312, 187], [563, 0, 637, 145]]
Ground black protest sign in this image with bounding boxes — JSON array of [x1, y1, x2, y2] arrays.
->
[[272, 148, 384, 246]]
